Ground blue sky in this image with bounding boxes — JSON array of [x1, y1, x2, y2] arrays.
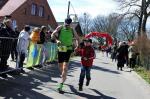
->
[[48, 0, 118, 22]]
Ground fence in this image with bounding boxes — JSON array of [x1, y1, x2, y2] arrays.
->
[[26, 41, 58, 68], [138, 55, 150, 70], [0, 37, 58, 74]]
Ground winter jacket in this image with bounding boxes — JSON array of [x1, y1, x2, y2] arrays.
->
[[0, 26, 15, 56], [37, 31, 45, 44], [77, 46, 95, 67]]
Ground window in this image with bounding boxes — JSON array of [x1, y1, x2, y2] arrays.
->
[[24, 8, 27, 15], [12, 20, 17, 30], [39, 6, 44, 17], [47, 15, 50, 20], [31, 4, 37, 15]]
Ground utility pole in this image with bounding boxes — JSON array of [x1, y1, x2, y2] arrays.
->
[[67, 0, 71, 18], [84, 13, 86, 35]]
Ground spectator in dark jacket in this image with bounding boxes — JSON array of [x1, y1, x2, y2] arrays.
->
[[116, 42, 126, 71], [38, 26, 46, 44], [0, 19, 15, 77], [122, 41, 129, 66], [111, 43, 118, 62], [37, 26, 47, 67], [10, 26, 20, 61]]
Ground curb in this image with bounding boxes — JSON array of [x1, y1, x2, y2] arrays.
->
[[132, 70, 150, 90]]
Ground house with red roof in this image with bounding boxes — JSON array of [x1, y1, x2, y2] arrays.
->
[[0, 0, 57, 31]]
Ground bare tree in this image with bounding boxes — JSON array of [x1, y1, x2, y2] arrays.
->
[[92, 16, 108, 32], [118, 17, 138, 41], [115, 0, 150, 36], [92, 13, 122, 38], [78, 13, 92, 35]]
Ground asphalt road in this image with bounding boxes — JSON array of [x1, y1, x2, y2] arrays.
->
[[0, 51, 150, 99]]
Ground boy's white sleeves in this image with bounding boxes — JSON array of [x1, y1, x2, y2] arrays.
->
[[17, 38, 26, 53], [17, 31, 29, 56]]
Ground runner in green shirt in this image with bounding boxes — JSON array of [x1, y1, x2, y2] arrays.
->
[[51, 18, 80, 93]]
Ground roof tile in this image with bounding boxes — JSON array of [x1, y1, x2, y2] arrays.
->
[[0, 0, 27, 16]]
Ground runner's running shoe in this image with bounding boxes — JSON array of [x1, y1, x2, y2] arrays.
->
[[58, 83, 64, 94]]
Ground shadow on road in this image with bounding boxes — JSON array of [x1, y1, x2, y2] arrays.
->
[[0, 64, 61, 99], [0, 59, 119, 99], [69, 61, 120, 75], [68, 85, 116, 99], [92, 65, 120, 74]]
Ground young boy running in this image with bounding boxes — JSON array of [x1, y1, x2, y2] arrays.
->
[[76, 39, 95, 91]]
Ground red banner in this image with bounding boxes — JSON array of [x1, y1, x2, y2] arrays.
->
[[85, 32, 113, 46]]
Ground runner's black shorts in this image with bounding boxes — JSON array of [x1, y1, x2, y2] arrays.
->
[[58, 50, 73, 63]]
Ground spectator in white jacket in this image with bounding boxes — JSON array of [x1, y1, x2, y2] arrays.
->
[[16, 25, 31, 73]]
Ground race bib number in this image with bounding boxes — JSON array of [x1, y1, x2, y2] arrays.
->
[[58, 46, 67, 52]]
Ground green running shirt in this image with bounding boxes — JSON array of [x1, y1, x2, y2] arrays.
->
[[59, 26, 73, 50]]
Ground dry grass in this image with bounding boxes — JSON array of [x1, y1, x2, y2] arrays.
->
[[135, 66, 150, 84], [135, 35, 150, 56], [133, 35, 150, 70]]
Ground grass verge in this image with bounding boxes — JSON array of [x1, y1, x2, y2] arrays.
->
[[135, 66, 150, 84]]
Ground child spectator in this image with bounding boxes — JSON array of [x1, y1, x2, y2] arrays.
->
[[16, 25, 30, 73], [76, 39, 95, 91]]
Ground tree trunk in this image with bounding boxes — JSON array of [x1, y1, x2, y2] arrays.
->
[[141, 0, 147, 35], [138, 16, 143, 36], [141, 15, 148, 35], [137, 0, 144, 36]]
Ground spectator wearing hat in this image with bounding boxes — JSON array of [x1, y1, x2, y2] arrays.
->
[[51, 17, 80, 93]]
